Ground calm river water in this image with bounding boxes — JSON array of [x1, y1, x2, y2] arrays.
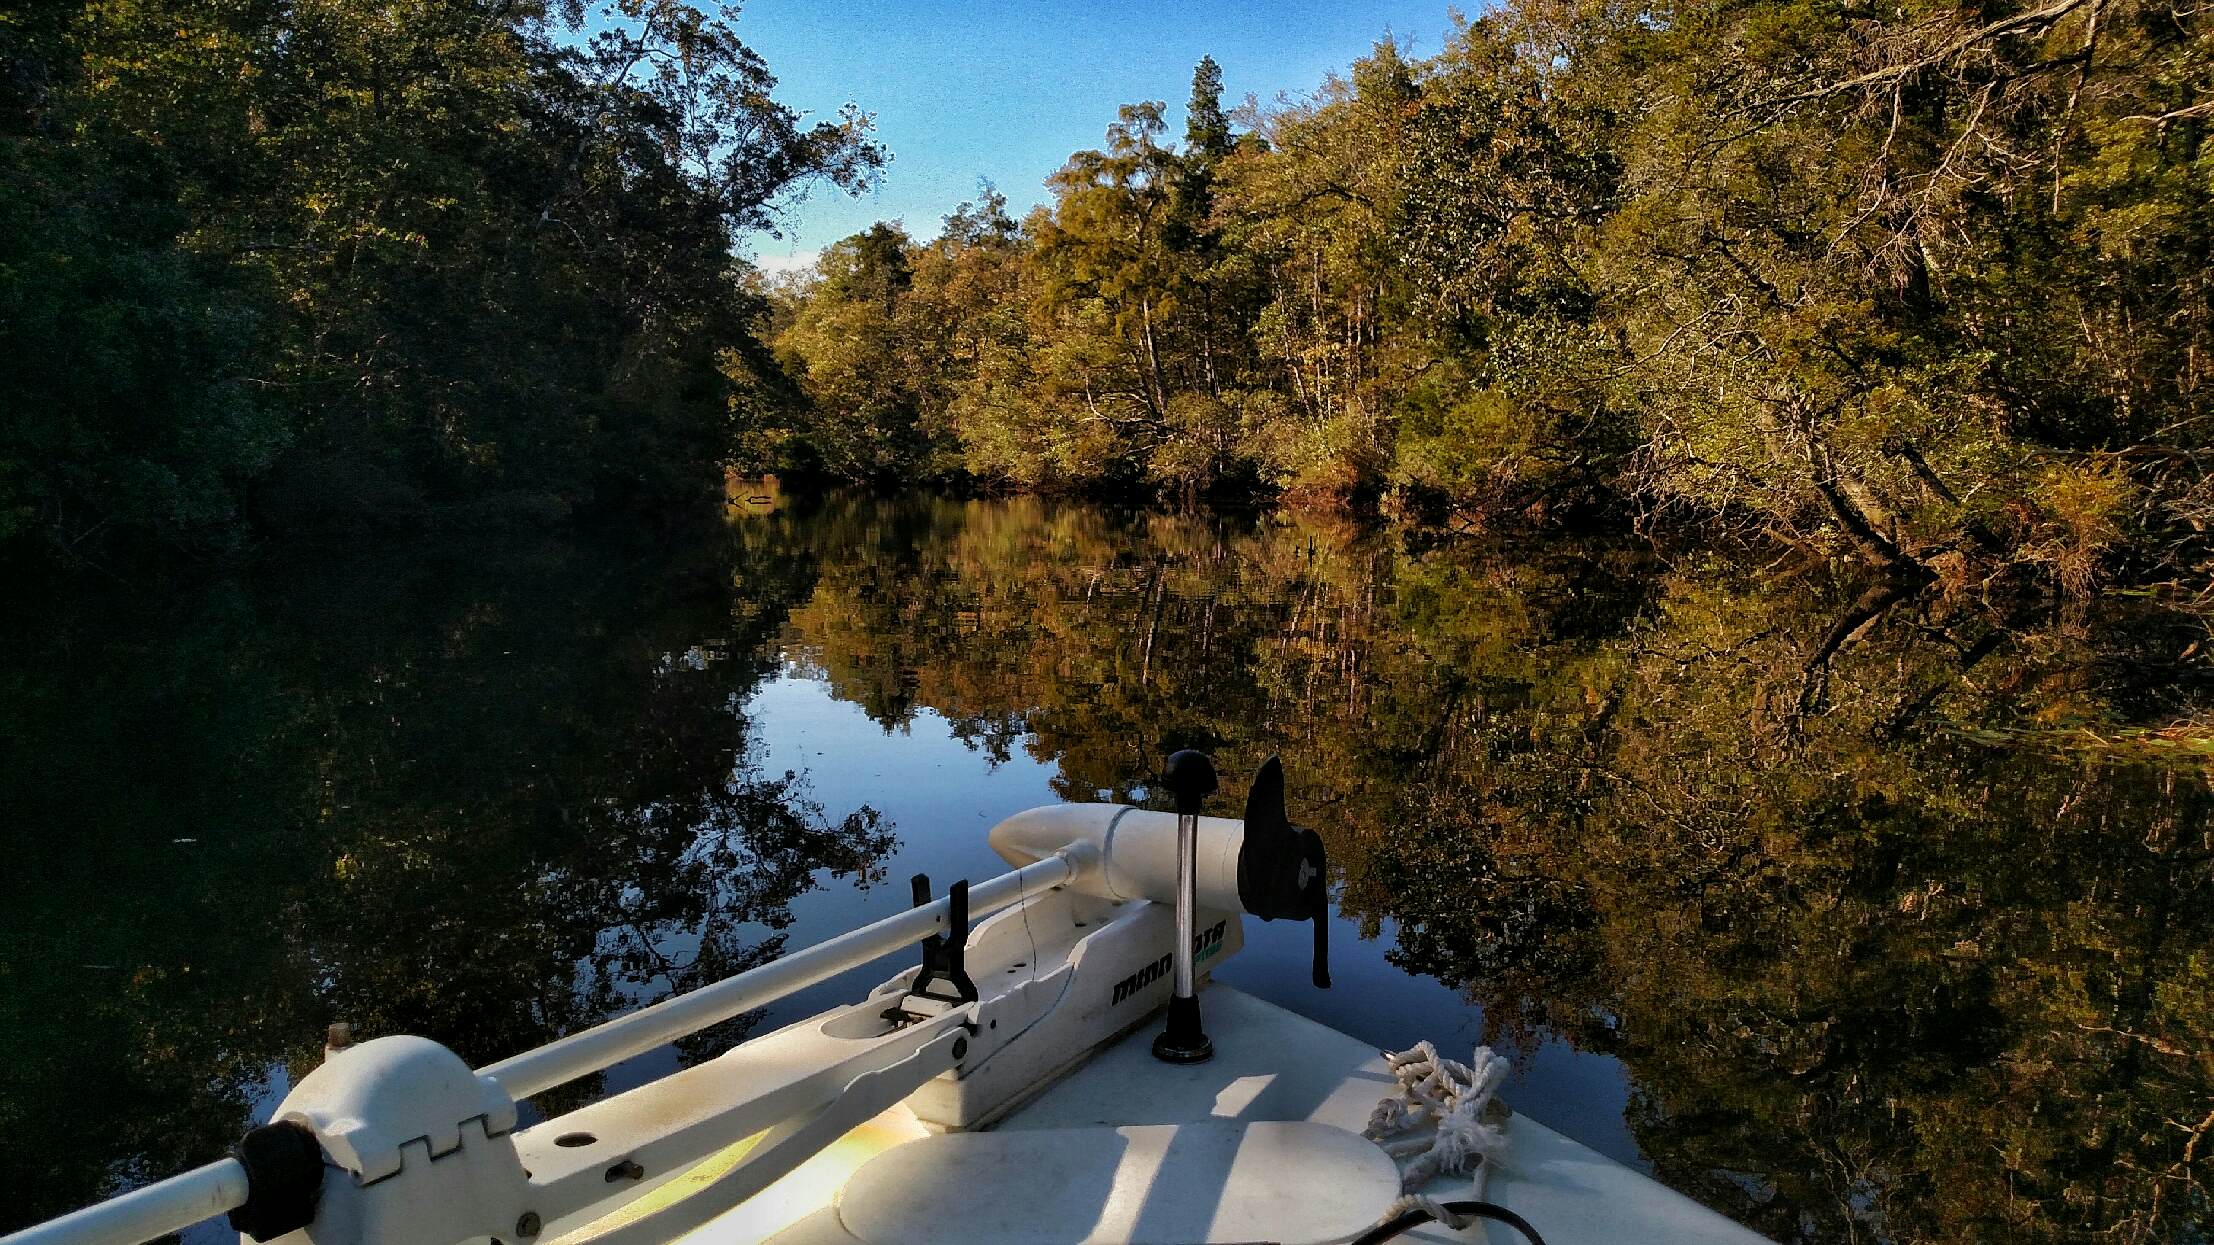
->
[[4, 494, 2210, 1242]]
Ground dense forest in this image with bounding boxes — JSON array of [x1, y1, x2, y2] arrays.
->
[[12, 4, 2213, 1237], [4, 0, 2210, 583], [1, 0, 879, 557], [771, 3, 2214, 595]]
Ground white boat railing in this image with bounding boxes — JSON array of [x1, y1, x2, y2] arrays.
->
[[4, 1164, 250, 1245], [482, 848, 1088, 1098], [1, 846, 1094, 1245]]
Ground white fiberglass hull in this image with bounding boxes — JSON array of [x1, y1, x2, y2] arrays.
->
[[697, 985, 1769, 1245]]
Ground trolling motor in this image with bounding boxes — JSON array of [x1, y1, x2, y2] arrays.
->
[[1238, 755, 1332, 990], [1148, 751, 1334, 1063], [989, 751, 1331, 1014]]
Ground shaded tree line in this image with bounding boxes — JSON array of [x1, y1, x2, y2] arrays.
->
[[0, 528, 894, 1228], [770, 1, 2214, 595], [1, 0, 879, 562]]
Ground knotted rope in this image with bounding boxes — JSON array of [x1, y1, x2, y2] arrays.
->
[[1362, 1041, 1512, 1234]]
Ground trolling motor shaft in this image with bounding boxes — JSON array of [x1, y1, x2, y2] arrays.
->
[[1152, 749, 1217, 1064]]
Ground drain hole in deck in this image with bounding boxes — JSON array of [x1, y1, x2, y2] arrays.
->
[[554, 1132, 596, 1148]]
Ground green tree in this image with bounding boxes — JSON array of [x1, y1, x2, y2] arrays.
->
[[775, 223, 929, 479], [1219, 41, 1421, 503], [760, 4, 2214, 593], [1, 0, 882, 561]]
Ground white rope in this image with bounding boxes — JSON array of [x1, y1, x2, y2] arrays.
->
[[1362, 1041, 1512, 1233]]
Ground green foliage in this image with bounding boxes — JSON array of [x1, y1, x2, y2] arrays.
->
[[771, 12, 2214, 593], [19, 0, 2206, 591], [0, 139, 280, 551], [1, 0, 880, 561], [773, 59, 1277, 500], [774, 223, 928, 479]]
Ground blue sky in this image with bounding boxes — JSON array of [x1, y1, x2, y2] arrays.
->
[[729, 0, 1464, 271]]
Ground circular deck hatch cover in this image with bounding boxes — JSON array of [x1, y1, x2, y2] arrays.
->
[[836, 1119, 1399, 1245]]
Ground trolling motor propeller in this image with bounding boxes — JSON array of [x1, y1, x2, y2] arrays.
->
[[1236, 756, 1332, 989]]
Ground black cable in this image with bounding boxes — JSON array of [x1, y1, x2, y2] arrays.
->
[[1348, 1199, 1548, 1245]]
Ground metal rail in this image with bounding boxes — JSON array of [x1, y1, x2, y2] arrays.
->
[[2, 1162, 248, 1245], [2, 846, 1093, 1245], [481, 849, 1086, 1097]]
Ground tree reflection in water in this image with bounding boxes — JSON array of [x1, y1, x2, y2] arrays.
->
[[0, 532, 894, 1229], [5, 496, 2211, 1242], [756, 495, 2214, 1244]]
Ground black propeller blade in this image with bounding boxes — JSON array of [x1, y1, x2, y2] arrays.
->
[[1236, 755, 1332, 989]]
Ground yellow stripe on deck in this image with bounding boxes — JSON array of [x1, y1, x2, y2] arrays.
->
[[556, 1108, 931, 1245]]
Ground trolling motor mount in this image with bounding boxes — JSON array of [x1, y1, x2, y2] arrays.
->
[[883, 874, 979, 1025], [985, 753, 1336, 1001]]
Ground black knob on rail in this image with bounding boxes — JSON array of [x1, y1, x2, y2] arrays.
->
[[1162, 749, 1218, 816], [229, 1120, 324, 1241]]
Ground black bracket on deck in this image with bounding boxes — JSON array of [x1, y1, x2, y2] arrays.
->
[[883, 874, 977, 1025]]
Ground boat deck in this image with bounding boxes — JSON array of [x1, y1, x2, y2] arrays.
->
[[709, 985, 1771, 1245]]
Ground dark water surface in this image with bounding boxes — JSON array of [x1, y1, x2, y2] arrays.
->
[[4, 495, 2211, 1242]]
